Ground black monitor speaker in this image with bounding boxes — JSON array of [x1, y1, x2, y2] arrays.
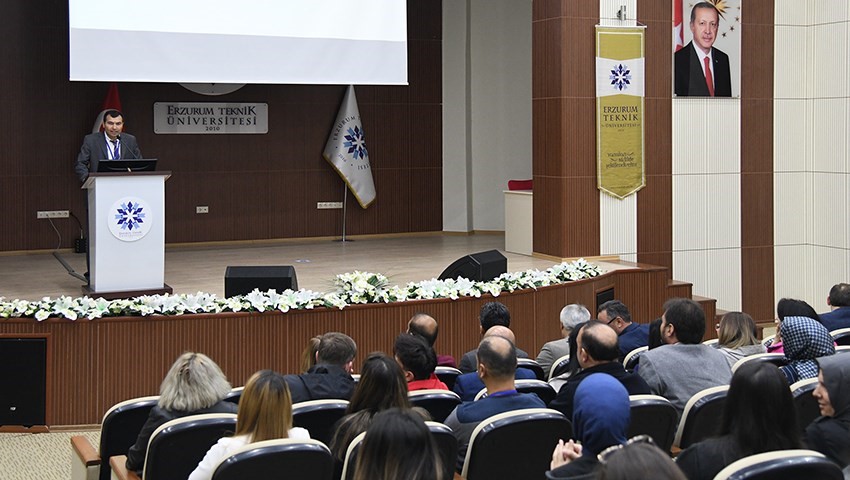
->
[[224, 266, 298, 297], [438, 250, 507, 282], [0, 337, 47, 427]]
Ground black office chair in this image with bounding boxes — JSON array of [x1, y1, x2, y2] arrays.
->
[[461, 408, 571, 480], [548, 354, 571, 380], [712, 449, 843, 480], [517, 358, 546, 380], [830, 327, 850, 346], [731, 353, 788, 373], [212, 438, 333, 480], [142, 413, 237, 480], [623, 346, 648, 372], [85, 395, 159, 480], [627, 394, 678, 453], [223, 386, 243, 405], [409, 389, 461, 423], [790, 377, 820, 433], [674, 385, 729, 449], [426, 421, 459, 480], [434, 366, 462, 391], [515, 379, 557, 405], [291, 399, 349, 446]]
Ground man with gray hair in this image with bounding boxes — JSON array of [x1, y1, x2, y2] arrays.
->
[[536, 304, 591, 374]]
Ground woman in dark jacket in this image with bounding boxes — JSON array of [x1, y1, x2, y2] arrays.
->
[[804, 355, 850, 468], [125, 352, 237, 474], [675, 362, 801, 480]]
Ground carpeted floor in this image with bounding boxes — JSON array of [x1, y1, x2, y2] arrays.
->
[[0, 430, 99, 480]]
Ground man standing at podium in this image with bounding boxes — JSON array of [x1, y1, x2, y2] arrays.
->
[[75, 110, 142, 181], [75, 109, 142, 284]]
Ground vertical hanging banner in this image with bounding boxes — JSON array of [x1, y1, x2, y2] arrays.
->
[[596, 26, 646, 199]]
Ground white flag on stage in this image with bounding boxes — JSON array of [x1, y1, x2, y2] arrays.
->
[[323, 85, 376, 208]]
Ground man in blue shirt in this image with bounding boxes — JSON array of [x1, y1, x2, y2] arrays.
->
[[444, 335, 545, 472], [820, 283, 850, 332], [597, 300, 649, 360]]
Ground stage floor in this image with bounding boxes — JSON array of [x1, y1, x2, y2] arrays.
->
[[0, 234, 577, 302]]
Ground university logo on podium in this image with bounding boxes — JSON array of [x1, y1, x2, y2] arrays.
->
[[108, 197, 153, 242]]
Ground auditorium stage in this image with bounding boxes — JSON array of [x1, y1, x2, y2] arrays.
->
[[0, 233, 575, 302]]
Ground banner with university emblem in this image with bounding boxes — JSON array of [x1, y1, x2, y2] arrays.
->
[[595, 26, 646, 199]]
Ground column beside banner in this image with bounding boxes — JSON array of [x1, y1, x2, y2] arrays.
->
[[595, 26, 645, 199]]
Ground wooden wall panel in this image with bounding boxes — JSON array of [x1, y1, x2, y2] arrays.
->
[[0, 263, 682, 426], [0, 0, 442, 252], [740, 3, 775, 321]]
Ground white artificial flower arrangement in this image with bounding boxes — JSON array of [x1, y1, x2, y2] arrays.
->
[[0, 259, 603, 321]]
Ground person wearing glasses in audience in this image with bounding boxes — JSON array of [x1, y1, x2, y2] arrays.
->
[[597, 300, 649, 360], [546, 373, 630, 479]]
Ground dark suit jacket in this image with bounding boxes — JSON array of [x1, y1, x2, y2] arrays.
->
[[820, 306, 850, 332], [284, 364, 355, 404], [548, 362, 650, 421], [674, 41, 731, 97], [75, 132, 142, 181]]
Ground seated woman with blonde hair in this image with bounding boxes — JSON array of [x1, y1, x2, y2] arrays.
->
[[126, 352, 237, 475], [714, 312, 766, 368], [188, 370, 309, 480]]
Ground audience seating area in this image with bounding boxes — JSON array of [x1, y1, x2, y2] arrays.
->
[[712, 449, 843, 480], [674, 385, 729, 449], [409, 390, 462, 423], [212, 439, 334, 480], [291, 400, 350, 447], [461, 408, 571, 480], [627, 394, 678, 453]]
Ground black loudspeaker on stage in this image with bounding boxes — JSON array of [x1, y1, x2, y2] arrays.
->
[[0, 337, 47, 427], [438, 250, 507, 282], [224, 266, 298, 298]]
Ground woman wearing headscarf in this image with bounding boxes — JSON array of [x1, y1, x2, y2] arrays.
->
[[546, 373, 630, 479], [804, 355, 850, 468], [778, 316, 835, 384]]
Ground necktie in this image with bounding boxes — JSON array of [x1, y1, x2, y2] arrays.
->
[[703, 56, 714, 97], [110, 140, 120, 159]]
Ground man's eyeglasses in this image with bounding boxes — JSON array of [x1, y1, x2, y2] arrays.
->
[[597, 434, 656, 463], [606, 316, 621, 325]]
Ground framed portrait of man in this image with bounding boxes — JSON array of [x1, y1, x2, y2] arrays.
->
[[673, 1, 741, 98]]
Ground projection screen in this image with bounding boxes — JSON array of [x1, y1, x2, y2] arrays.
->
[[69, 0, 408, 85]]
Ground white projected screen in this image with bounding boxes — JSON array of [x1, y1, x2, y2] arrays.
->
[[69, 0, 408, 85]]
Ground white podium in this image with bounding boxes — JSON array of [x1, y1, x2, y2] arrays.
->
[[504, 190, 533, 255], [81, 172, 172, 298]]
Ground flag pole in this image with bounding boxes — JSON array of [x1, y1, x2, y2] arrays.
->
[[341, 184, 349, 242]]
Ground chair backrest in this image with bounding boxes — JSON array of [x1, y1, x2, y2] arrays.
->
[[212, 438, 334, 480], [514, 379, 557, 405], [627, 394, 678, 453], [548, 354, 571, 381], [142, 413, 237, 480], [340, 431, 366, 480], [835, 345, 850, 354], [223, 386, 243, 405], [340, 422, 456, 480], [461, 408, 571, 480], [731, 353, 788, 373], [408, 390, 461, 423], [98, 395, 159, 480], [426, 421, 459, 480], [790, 377, 820, 433], [830, 327, 850, 346], [623, 346, 648, 371], [712, 449, 842, 480], [434, 366, 462, 391], [291, 399, 349, 446], [702, 338, 719, 346], [517, 358, 546, 380], [674, 385, 729, 448]]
